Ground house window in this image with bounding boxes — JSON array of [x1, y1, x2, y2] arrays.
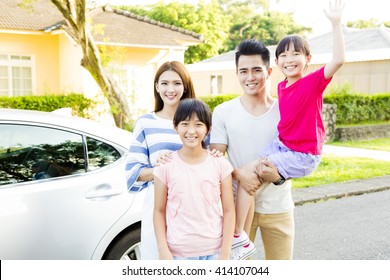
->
[[210, 75, 222, 95], [0, 54, 34, 97]]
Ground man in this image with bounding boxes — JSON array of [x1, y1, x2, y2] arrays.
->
[[210, 39, 295, 260]]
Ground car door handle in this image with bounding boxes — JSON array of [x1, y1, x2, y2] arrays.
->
[[85, 184, 123, 199]]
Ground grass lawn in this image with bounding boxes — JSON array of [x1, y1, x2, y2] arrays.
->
[[327, 137, 390, 152], [293, 137, 390, 188], [293, 155, 390, 188]]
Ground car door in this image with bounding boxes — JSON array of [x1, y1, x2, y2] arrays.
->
[[0, 123, 132, 259]]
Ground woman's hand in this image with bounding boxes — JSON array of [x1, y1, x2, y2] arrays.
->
[[210, 148, 224, 157], [155, 151, 173, 166]]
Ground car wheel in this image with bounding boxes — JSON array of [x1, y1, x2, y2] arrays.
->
[[103, 226, 141, 260]]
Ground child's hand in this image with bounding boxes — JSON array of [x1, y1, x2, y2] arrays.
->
[[218, 252, 230, 260], [324, 0, 345, 24], [159, 250, 174, 260]]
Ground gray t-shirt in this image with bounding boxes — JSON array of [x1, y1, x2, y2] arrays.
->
[[211, 97, 294, 214]]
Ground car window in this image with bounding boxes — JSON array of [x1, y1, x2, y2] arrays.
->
[[0, 124, 85, 186], [86, 137, 122, 171]]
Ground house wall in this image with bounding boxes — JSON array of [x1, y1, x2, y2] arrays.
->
[[1, 32, 187, 116], [58, 33, 84, 94], [1, 32, 57, 94], [1, 30, 190, 121], [188, 59, 390, 97]]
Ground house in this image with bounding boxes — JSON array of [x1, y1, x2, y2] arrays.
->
[[0, 0, 202, 117], [187, 26, 390, 97]]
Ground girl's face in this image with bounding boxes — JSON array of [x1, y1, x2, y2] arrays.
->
[[175, 114, 208, 150], [155, 70, 184, 108], [276, 42, 311, 83]]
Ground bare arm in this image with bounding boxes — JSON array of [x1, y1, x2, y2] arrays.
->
[[256, 158, 283, 183], [153, 176, 173, 260], [219, 174, 235, 260], [210, 143, 261, 195], [324, 0, 346, 79], [138, 167, 154, 182]]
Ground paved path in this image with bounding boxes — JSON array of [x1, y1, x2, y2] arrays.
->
[[292, 175, 390, 205], [322, 144, 390, 161], [293, 145, 390, 205]]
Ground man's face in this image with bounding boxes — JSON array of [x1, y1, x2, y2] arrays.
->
[[236, 55, 269, 96]]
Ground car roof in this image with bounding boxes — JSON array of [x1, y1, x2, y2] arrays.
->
[[0, 108, 133, 149]]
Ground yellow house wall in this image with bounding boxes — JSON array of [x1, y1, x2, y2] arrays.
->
[[2, 31, 189, 123], [1, 32, 56, 94], [0, 32, 85, 95], [58, 33, 84, 94]]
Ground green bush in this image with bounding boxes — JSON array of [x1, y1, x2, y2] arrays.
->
[[200, 87, 389, 126], [324, 84, 390, 125], [0, 94, 95, 118], [200, 94, 239, 112]]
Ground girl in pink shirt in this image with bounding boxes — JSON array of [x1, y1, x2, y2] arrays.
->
[[232, 0, 346, 259], [153, 99, 235, 260]]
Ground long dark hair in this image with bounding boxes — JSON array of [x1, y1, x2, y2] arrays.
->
[[153, 61, 196, 112]]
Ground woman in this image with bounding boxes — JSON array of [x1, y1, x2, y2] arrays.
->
[[125, 61, 196, 260]]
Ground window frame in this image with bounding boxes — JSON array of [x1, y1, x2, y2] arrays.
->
[[0, 53, 36, 97], [210, 74, 223, 95]]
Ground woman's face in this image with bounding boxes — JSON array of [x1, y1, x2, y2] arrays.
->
[[155, 70, 184, 108]]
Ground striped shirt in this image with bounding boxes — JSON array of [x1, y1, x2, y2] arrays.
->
[[125, 112, 182, 192]]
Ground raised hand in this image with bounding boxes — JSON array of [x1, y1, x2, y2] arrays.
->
[[324, 0, 345, 24]]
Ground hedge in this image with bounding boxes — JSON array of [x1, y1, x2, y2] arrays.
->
[[2, 91, 389, 126], [200, 93, 389, 126], [0, 94, 95, 118], [323, 93, 390, 125]]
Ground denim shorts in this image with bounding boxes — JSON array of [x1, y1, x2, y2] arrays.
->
[[173, 253, 219, 260], [259, 137, 321, 179]]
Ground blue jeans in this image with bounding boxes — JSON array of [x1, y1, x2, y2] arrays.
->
[[173, 253, 219, 260]]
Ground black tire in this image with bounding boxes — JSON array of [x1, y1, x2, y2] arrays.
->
[[103, 226, 141, 260]]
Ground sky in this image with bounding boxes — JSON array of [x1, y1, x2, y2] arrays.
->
[[107, 0, 389, 37]]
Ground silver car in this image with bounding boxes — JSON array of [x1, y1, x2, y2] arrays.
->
[[0, 108, 144, 260]]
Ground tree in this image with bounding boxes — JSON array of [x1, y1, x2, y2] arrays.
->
[[218, 0, 311, 51], [119, 0, 230, 64], [20, 0, 132, 129], [347, 19, 382, 29], [119, 0, 311, 60]]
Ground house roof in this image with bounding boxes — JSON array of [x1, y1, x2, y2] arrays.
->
[[309, 26, 390, 54], [0, 0, 202, 48], [0, 0, 64, 31], [91, 6, 203, 47], [190, 26, 390, 68]]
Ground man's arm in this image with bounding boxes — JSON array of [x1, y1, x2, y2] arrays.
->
[[256, 159, 285, 184]]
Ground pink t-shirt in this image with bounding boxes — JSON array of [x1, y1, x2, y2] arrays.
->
[[153, 151, 233, 258], [277, 66, 332, 155]]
